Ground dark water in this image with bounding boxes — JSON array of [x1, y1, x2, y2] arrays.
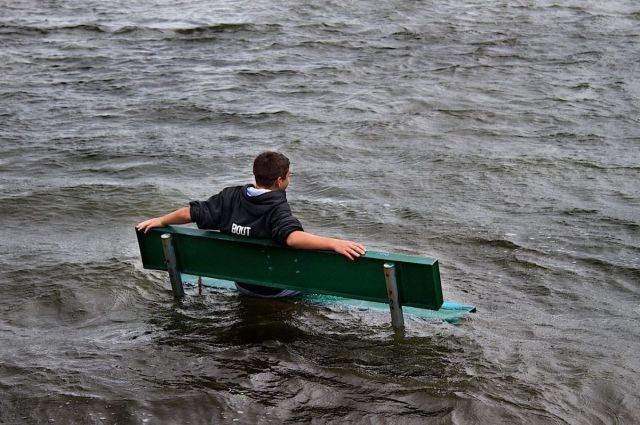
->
[[1, 0, 639, 423]]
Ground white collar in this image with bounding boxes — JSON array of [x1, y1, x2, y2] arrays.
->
[[246, 186, 271, 197]]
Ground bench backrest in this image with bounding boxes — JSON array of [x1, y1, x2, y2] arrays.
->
[[136, 226, 443, 310]]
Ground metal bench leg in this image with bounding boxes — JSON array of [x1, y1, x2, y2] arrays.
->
[[383, 263, 405, 331], [161, 233, 184, 300]]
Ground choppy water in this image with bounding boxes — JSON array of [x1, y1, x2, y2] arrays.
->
[[1, 0, 639, 423]]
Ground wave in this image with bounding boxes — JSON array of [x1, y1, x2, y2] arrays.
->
[[173, 22, 279, 35], [1, 258, 165, 327], [111, 25, 150, 35], [0, 22, 278, 38], [391, 29, 424, 40], [513, 154, 640, 172], [572, 254, 640, 274], [0, 23, 49, 35], [569, 255, 640, 295], [57, 23, 105, 33], [0, 23, 106, 35], [145, 102, 296, 123], [472, 237, 522, 250], [0, 183, 181, 222], [562, 208, 599, 216], [566, 158, 640, 171], [541, 132, 605, 142], [598, 216, 640, 231], [237, 69, 299, 79], [470, 38, 520, 47]]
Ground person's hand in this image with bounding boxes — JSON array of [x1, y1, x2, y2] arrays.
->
[[135, 217, 164, 233], [331, 239, 366, 261]]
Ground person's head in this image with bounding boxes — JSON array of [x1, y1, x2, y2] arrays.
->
[[253, 151, 291, 190]]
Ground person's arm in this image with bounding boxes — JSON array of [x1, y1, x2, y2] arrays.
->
[[285, 230, 366, 261], [135, 206, 191, 233]]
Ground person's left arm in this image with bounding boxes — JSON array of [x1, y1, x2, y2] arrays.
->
[[285, 230, 366, 261], [270, 204, 366, 260]]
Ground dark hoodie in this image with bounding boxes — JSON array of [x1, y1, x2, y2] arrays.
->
[[189, 184, 303, 245], [189, 184, 304, 297]]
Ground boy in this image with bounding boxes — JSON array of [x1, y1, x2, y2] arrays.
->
[[136, 151, 366, 297]]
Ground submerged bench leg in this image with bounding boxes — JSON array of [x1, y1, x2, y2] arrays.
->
[[383, 263, 405, 331], [161, 233, 184, 300]]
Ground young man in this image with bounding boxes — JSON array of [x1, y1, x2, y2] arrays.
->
[[136, 151, 366, 297]]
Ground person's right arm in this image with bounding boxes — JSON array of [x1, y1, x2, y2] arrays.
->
[[285, 230, 366, 261], [135, 206, 191, 233]]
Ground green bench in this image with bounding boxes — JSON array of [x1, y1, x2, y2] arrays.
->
[[136, 226, 459, 330]]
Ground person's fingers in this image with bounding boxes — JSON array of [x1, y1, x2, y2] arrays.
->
[[342, 249, 354, 261], [346, 247, 360, 259], [353, 244, 366, 255], [136, 219, 159, 233], [347, 244, 364, 256], [346, 242, 365, 254]]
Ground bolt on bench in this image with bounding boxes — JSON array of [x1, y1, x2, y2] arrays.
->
[[136, 226, 474, 330]]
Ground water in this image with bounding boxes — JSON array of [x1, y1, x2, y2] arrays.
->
[[1, 0, 639, 423]]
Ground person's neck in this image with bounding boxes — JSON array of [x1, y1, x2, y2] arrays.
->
[[254, 184, 278, 191]]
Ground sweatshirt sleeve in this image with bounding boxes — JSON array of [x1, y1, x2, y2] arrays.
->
[[189, 192, 223, 230], [269, 204, 304, 245]]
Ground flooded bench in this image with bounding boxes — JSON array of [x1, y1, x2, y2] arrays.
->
[[136, 226, 473, 330]]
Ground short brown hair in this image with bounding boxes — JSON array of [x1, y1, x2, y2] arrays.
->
[[253, 151, 290, 187]]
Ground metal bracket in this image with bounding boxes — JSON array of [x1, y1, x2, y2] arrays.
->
[[161, 233, 184, 300], [383, 263, 405, 331]]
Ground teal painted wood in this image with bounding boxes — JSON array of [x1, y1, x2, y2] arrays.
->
[[181, 274, 474, 324], [136, 226, 444, 310]]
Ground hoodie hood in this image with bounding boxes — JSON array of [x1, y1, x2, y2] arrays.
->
[[240, 184, 289, 212], [189, 184, 303, 245]]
